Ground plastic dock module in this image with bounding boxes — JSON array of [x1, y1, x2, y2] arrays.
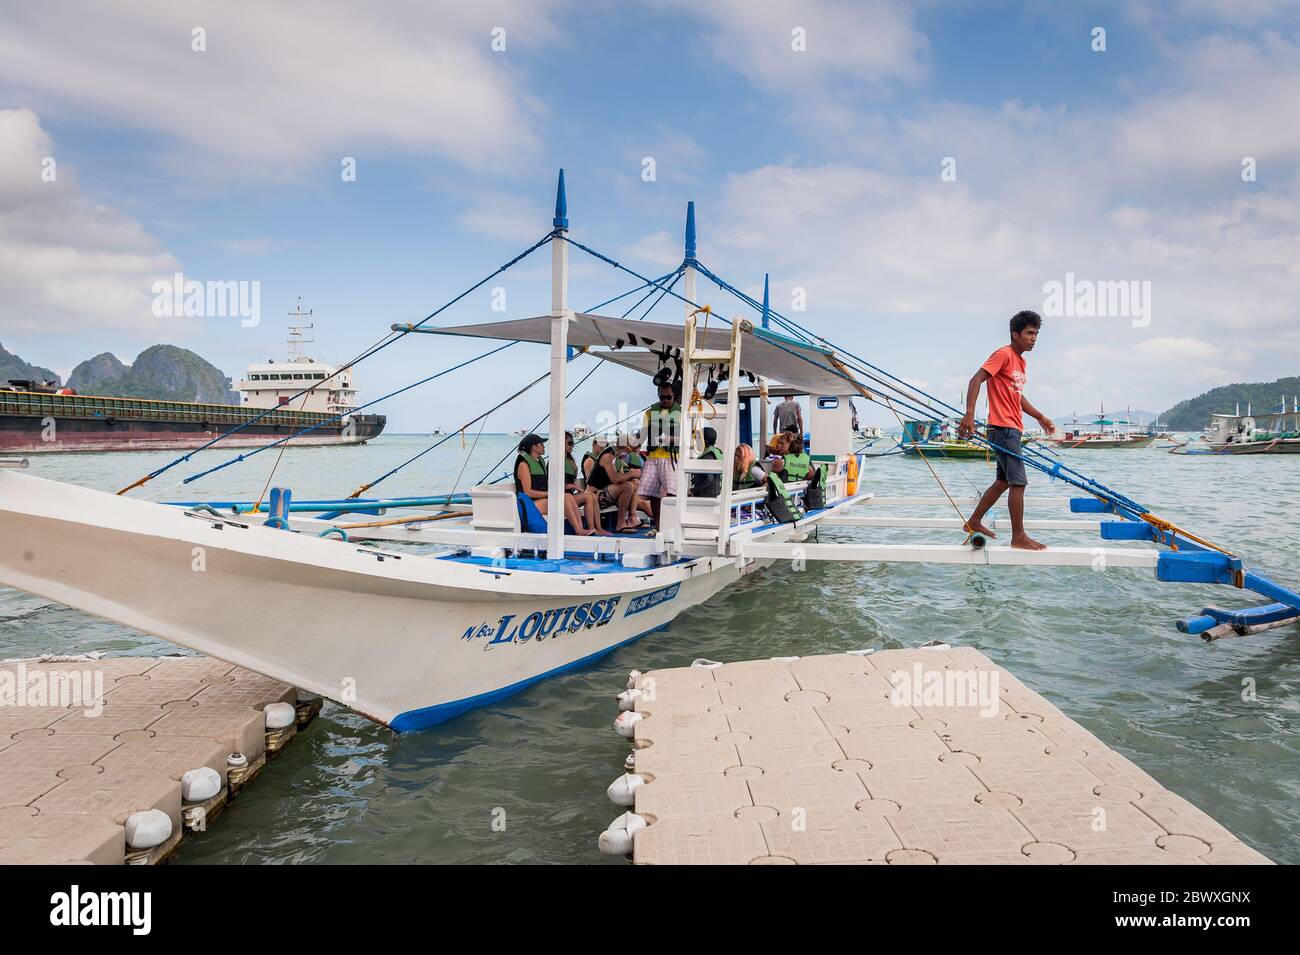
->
[[600, 649, 1273, 865], [0, 655, 321, 864]]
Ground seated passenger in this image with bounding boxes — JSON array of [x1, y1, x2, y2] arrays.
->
[[689, 425, 724, 497], [616, 434, 652, 521], [733, 443, 768, 489], [564, 431, 611, 536], [514, 433, 594, 536], [583, 433, 640, 532], [782, 433, 812, 482]]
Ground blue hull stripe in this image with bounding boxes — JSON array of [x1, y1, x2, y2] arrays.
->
[[389, 623, 671, 732]]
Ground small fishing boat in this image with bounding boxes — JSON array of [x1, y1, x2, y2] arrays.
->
[[2, 173, 1297, 733], [1046, 407, 1155, 449], [899, 419, 999, 459]]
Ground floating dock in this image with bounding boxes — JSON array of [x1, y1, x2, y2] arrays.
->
[[599, 647, 1273, 865], [0, 655, 318, 864]]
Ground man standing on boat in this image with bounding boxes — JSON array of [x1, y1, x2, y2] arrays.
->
[[638, 381, 681, 530], [958, 310, 1054, 551], [774, 394, 803, 438]]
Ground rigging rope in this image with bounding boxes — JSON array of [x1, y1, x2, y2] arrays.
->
[[116, 233, 555, 495], [181, 341, 517, 485], [473, 267, 686, 486], [346, 370, 552, 499]]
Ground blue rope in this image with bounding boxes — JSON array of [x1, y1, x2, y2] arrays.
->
[[354, 370, 551, 496], [475, 266, 687, 486], [122, 233, 554, 493], [182, 341, 517, 485], [698, 253, 1136, 500]]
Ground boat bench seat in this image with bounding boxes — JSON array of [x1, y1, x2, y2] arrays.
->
[[468, 484, 607, 536]]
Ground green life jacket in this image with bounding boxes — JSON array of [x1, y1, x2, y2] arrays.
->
[[765, 473, 805, 524], [784, 451, 811, 480], [736, 464, 761, 489], [626, 452, 644, 468], [564, 454, 577, 481], [644, 405, 681, 455], [690, 444, 725, 497], [514, 452, 547, 494], [804, 463, 828, 510]]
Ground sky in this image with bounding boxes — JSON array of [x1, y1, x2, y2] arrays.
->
[[1, 0, 1298, 431]]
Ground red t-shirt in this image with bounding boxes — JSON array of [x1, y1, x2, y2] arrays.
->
[[980, 345, 1027, 429]]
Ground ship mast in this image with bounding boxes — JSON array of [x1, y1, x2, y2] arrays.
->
[[287, 298, 315, 363]]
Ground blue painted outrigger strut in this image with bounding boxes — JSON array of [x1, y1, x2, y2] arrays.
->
[[1064, 497, 1300, 636]]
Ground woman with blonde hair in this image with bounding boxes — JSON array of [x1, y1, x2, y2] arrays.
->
[[733, 443, 767, 489]]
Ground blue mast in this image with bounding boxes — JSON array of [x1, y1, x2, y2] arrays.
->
[[684, 200, 696, 264], [761, 273, 770, 330], [553, 168, 569, 232]]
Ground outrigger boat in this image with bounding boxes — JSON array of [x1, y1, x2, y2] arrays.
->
[[2, 172, 1298, 731], [1046, 407, 1155, 449], [1172, 402, 1300, 455], [899, 418, 999, 460]]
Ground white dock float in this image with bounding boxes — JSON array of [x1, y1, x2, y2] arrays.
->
[[0, 655, 319, 864], [600, 649, 1272, 865]]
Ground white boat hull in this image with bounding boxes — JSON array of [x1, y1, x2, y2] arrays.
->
[[0, 471, 781, 730]]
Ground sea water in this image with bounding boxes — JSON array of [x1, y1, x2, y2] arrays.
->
[[2, 434, 1296, 863]]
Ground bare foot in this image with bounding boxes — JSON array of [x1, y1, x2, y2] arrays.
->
[[594, 528, 613, 536], [965, 521, 997, 539], [1010, 535, 1047, 551]]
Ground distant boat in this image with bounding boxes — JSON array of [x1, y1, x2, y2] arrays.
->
[[899, 418, 1004, 460], [1174, 400, 1300, 455], [1045, 405, 1154, 449], [0, 302, 385, 454]]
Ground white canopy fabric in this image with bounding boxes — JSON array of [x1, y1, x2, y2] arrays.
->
[[423, 312, 859, 396]]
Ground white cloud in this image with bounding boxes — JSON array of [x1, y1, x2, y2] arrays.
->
[[620, 230, 680, 269], [0, 1, 565, 179], [0, 108, 179, 334], [652, 0, 928, 92], [457, 191, 550, 242]]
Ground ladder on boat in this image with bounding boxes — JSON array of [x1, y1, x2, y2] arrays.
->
[[677, 312, 746, 554]]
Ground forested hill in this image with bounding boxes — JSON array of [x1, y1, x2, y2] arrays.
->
[[67, 345, 238, 404], [1163, 376, 1300, 430], [0, 341, 60, 386], [3, 342, 237, 405]]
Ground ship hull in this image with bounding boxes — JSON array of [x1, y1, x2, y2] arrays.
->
[[0, 412, 385, 454], [1206, 439, 1300, 455]]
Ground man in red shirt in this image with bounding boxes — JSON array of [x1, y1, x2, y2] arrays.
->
[[958, 311, 1055, 550]]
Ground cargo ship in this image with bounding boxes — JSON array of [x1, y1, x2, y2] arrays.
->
[[0, 307, 385, 454]]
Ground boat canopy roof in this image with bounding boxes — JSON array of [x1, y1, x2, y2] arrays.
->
[[424, 312, 856, 395]]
